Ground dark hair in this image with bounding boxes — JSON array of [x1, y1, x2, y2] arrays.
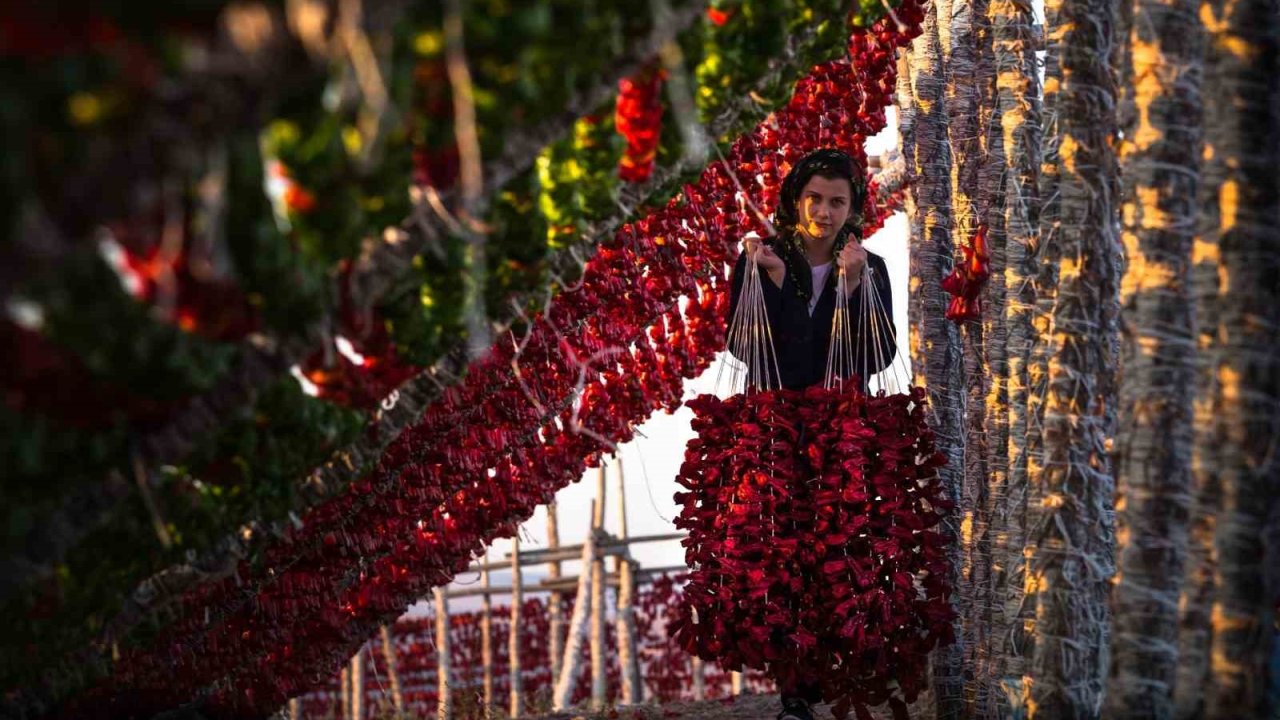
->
[[773, 148, 867, 233]]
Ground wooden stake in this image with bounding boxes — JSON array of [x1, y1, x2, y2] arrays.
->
[[288, 697, 301, 720], [731, 670, 743, 696], [614, 458, 642, 704], [340, 665, 351, 720], [594, 463, 607, 529], [614, 456, 629, 541], [380, 626, 405, 718], [435, 587, 452, 720], [553, 504, 596, 710], [590, 466, 607, 710], [691, 657, 706, 701], [350, 651, 365, 720], [480, 564, 494, 715], [547, 502, 564, 687], [510, 535, 524, 718]]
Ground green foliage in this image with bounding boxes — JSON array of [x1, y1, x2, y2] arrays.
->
[[177, 378, 367, 533], [406, 0, 665, 160], [0, 377, 366, 694], [573, 113, 627, 225], [696, 0, 791, 122], [31, 256, 234, 398], [1, 494, 164, 698], [487, 169, 554, 322], [381, 233, 470, 367], [0, 407, 129, 547], [223, 134, 331, 333], [536, 111, 623, 248], [0, 254, 235, 511], [258, 53, 416, 268]]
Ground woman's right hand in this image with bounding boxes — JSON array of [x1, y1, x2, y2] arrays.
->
[[742, 236, 785, 274]]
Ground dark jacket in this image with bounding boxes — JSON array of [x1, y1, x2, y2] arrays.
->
[[726, 242, 897, 391]]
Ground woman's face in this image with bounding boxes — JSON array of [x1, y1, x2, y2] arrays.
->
[[796, 174, 853, 243]]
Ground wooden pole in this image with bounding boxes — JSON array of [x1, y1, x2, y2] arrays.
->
[[288, 697, 300, 720], [547, 502, 564, 687], [731, 670, 743, 696], [350, 651, 365, 720], [590, 465, 607, 710], [613, 456, 629, 542], [435, 587, 452, 720], [614, 458, 642, 704], [593, 463, 607, 529], [340, 665, 351, 720], [379, 626, 405, 718], [553, 503, 597, 710], [480, 564, 494, 715], [510, 535, 524, 718], [691, 657, 706, 701]]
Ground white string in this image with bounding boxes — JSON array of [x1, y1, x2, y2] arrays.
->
[[716, 252, 782, 395], [862, 264, 912, 395], [823, 262, 909, 395], [826, 267, 858, 390], [866, 267, 889, 391]]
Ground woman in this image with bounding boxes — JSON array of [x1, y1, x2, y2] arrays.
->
[[727, 148, 897, 393], [725, 148, 897, 720]]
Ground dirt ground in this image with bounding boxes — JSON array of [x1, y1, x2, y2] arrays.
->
[[526, 692, 918, 720], [529, 693, 796, 720]]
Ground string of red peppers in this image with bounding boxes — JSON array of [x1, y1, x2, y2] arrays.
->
[[615, 64, 667, 183], [57, 10, 923, 717], [673, 386, 954, 720], [940, 223, 991, 323]]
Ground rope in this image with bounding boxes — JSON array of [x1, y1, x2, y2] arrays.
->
[[863, 264, 911, 395], [824, 264, 908, 395], [717, 254, 783, 395]]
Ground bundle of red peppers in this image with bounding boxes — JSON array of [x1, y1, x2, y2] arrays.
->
[[672, 383, 954, 720], [941, 223, 991, 323], [615, 65, 667, 183], [53, 6, 927, 716]]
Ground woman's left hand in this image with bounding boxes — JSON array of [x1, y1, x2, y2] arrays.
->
[[837, 240, 868, 285]]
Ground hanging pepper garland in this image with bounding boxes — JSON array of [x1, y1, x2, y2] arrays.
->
[[941, 222, 991, 323], [637, 572, 777, 701], [51, 7, 921, 716], [673, 385, 953, 719], [300, 322, 418, 411], [70, 198, 721, 719], [616, 65, 668, 183], [672, 388, 815, 667]]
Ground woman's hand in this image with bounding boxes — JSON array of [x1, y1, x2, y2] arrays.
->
[[837, 240, 867, 292], [742, 236, 786, 287]]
